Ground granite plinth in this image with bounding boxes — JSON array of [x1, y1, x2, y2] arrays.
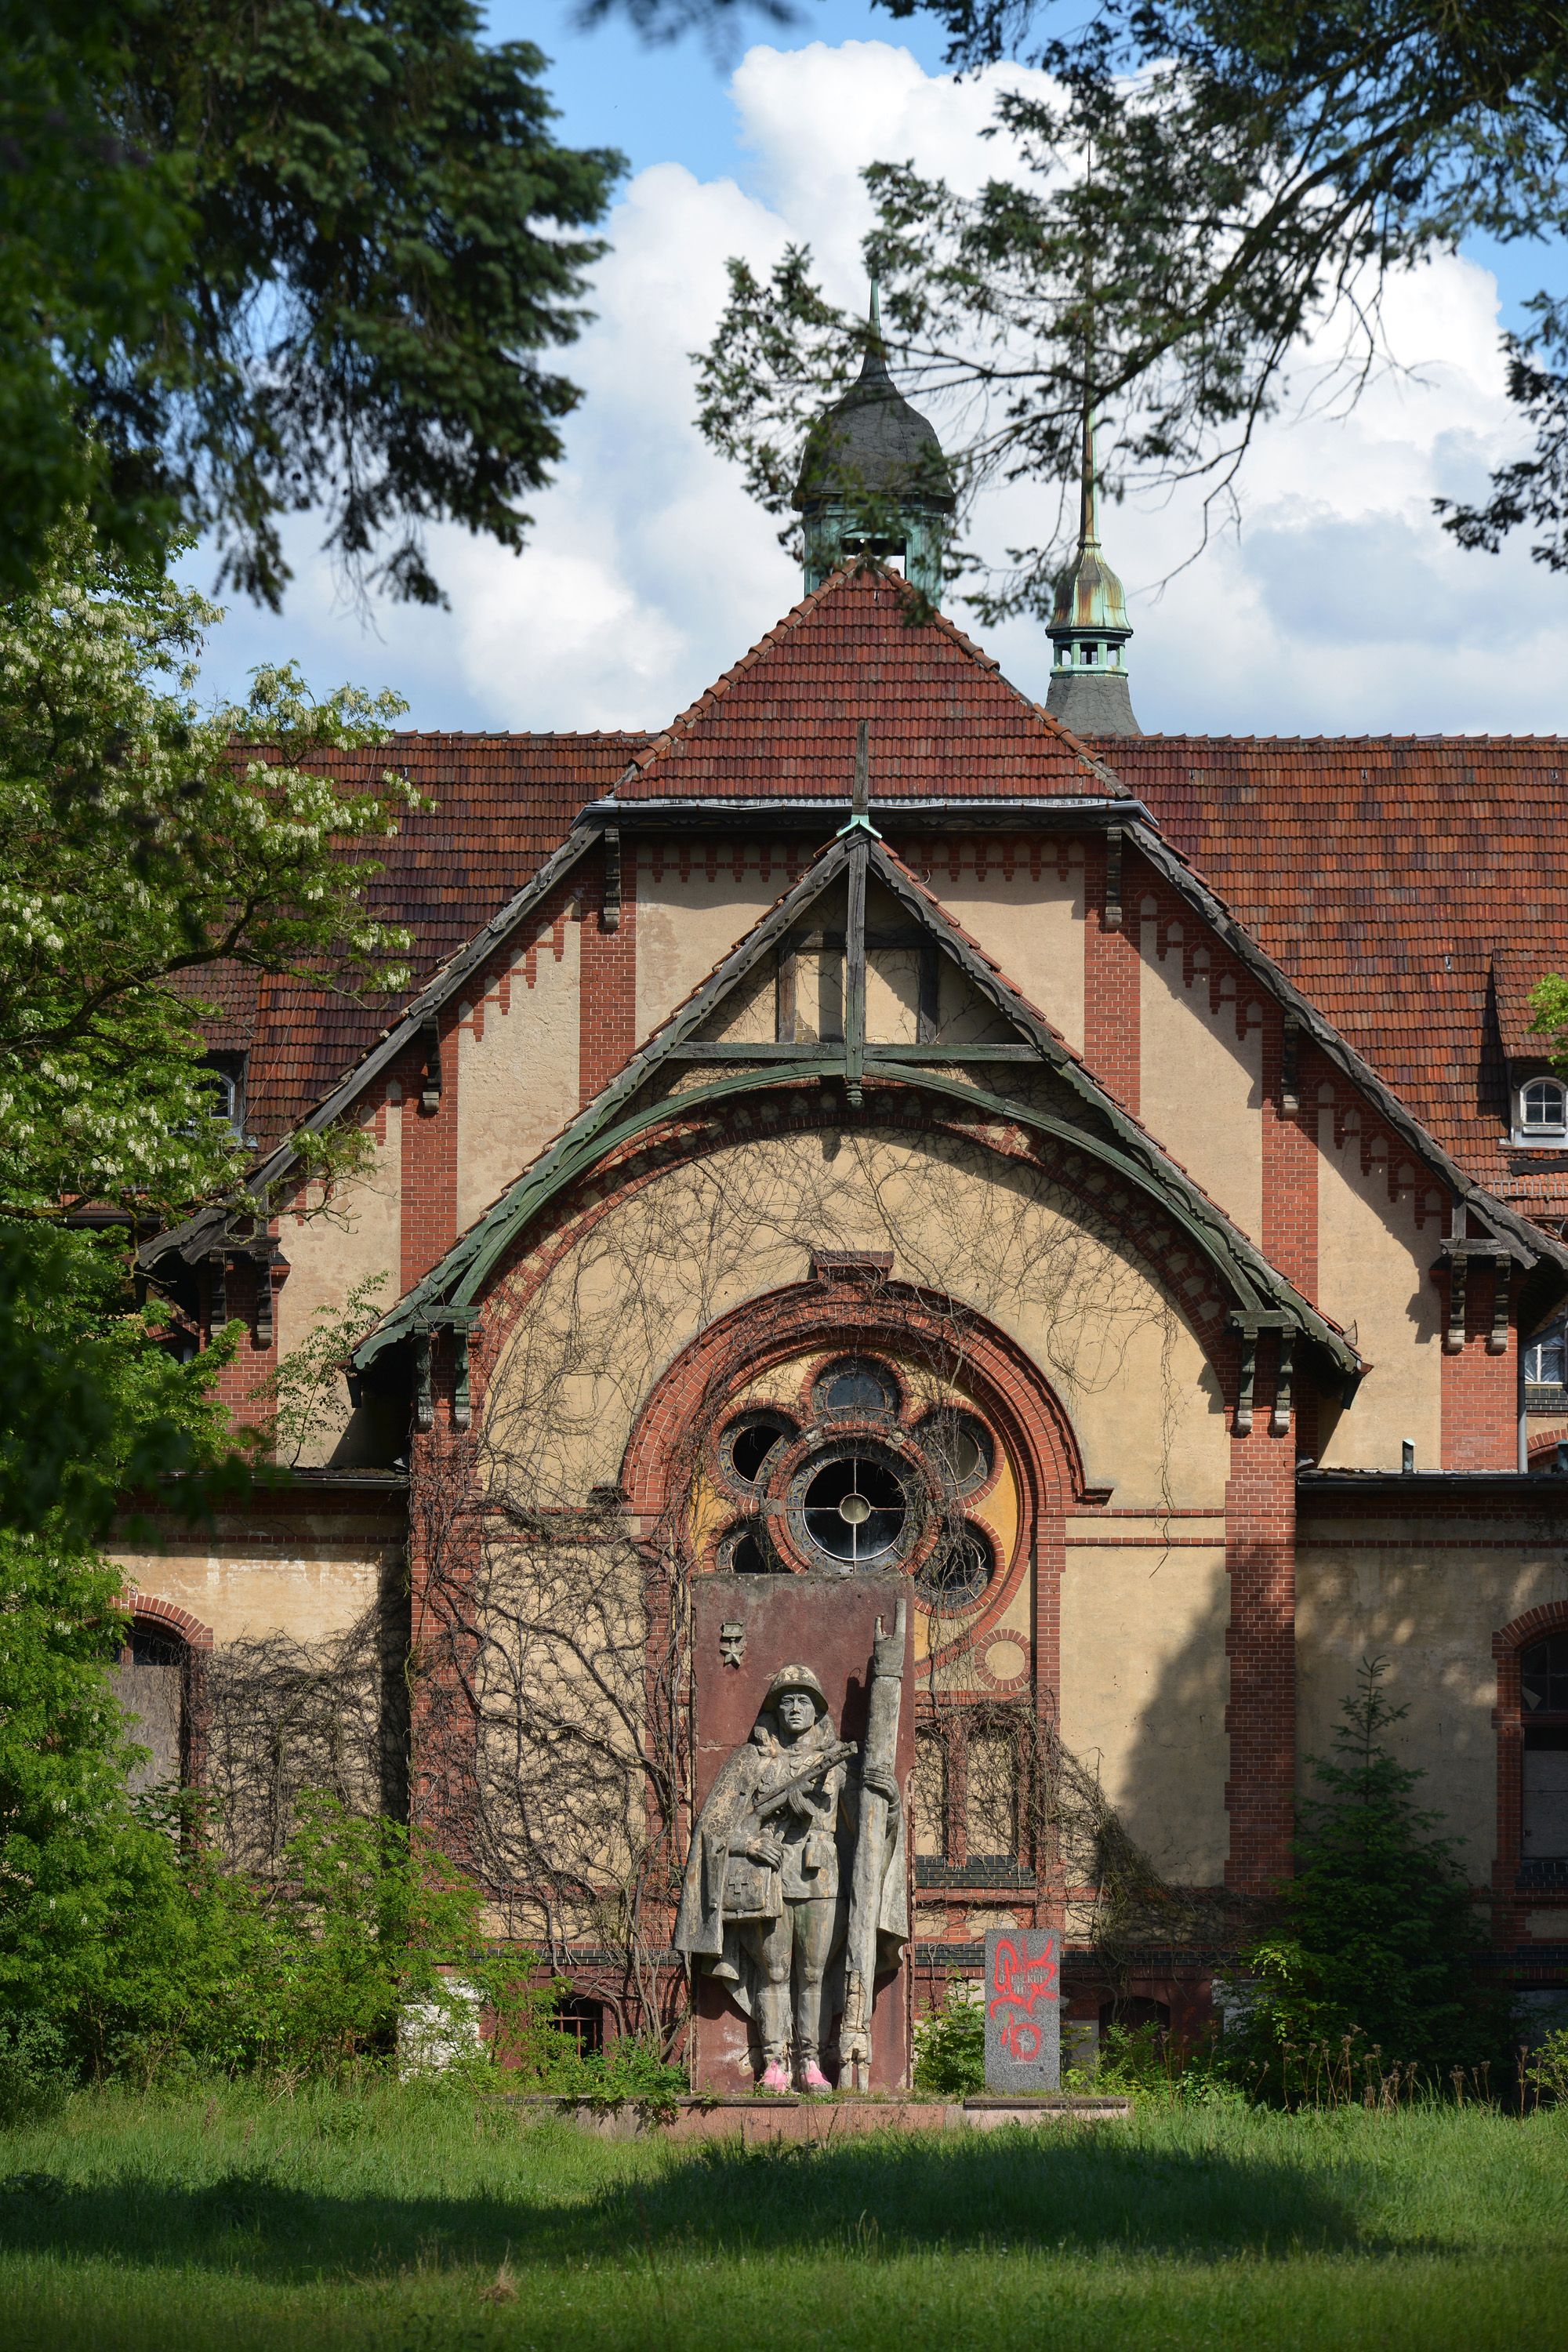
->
[[983, 1926, 1061, 2092]]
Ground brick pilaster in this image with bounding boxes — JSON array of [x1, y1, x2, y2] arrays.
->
[[1439, 1251, 1519, 1471], [579, 838, 637, 1106], [401, 1033, 459, 1291], [1082, 833, 1140, 1112], [1224, 1367, 1298, 1896]]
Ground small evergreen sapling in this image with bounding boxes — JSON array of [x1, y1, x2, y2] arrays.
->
[[1238, 1657, 1509, 2085]]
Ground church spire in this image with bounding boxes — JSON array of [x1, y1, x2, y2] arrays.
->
[[1045, 405, 1141, 736], [793, 282, 955, 602]]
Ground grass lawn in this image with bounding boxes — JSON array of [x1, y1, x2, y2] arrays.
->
[[0, 2085, 1563, 2350]]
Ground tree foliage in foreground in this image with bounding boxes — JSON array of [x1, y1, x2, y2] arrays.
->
[[0, 0, 622, 607], [695, 0, 1568, 617], [0, 521, 419, 1232]]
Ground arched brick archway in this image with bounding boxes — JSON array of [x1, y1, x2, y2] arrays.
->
[[112, 1593, 213, 1788]]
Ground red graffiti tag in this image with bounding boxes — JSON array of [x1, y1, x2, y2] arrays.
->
[[988, 1931, 1059, 2063]]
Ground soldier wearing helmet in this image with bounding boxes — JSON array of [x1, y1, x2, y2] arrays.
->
[[674, 1661, 903, 2093]]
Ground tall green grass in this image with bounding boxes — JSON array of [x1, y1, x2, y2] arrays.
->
[[0, 2084, 1563, 2350]]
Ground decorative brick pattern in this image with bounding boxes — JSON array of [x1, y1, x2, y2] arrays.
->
[[1082, 834, 1140, 1113], [115, 1592, 215, 1653]]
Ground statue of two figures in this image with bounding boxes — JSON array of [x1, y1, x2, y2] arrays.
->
[[675, 1605, 909, 2093]]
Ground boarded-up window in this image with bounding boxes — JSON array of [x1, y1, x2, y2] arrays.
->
[[913, 1729, 947, 1859], [110, 1623, 187, 1792]]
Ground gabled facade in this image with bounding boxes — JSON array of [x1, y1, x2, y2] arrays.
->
[[126, 498, 1568, 2065]]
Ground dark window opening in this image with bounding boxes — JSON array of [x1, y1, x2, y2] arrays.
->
[[1100, 1996, 1170, 2038], [916, 1522, 994, 1611], [1522, 1635, 1568, 1860], [720, 1410, 797, 1489], [919, 1410, 992, 1496], [554, 1995, 607, 2056], [1523, 1635, 1568, 1715], [722, 1526, 777, 1576]]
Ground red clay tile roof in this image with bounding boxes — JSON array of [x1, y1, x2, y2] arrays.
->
[[615, 561, 1121, 803], [1104, 735, 1568, 1200], [231, 732, 646, 1145], [1493, 947, 1560, 1060]]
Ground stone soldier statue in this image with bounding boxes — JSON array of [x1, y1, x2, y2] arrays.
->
[[674, 1663, 906, 2092]]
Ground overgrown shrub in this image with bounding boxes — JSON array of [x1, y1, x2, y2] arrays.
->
[[1523, 2027, 1568, 2109], [913, 1980, 985, 2095], [0, 1780, 546, 2090]]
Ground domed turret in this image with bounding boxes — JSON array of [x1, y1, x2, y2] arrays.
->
[[1045, 411, 1141, 736], [793, 285, 954, 601]]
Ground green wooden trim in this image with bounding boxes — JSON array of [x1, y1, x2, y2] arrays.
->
[[358, 1058, 1355, 1372]]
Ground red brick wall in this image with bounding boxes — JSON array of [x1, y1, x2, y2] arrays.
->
[[1224, 1371, 1298, 1895], [1440, 1252, 1519, 1472], [1082, 834, 1140, 1112], [579, 838, 637, 1106]]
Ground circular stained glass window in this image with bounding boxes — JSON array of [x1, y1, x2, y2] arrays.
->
[[797, 1451, 909, 1566], [916, 1522, 994, 1611], [813, 1356, 899, 1420], [720, 1410, 798, 1490], [918, 1410, 993, 1496]]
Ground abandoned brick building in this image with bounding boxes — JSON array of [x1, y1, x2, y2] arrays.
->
[[122, 347, 1568, 2074]]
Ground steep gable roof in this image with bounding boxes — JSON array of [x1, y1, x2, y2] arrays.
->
[[615, 561, 1123, 803], [1110, 736, 1568, 1211], [359, 818, 1361, 1381], [221, 731, 647, 1149]]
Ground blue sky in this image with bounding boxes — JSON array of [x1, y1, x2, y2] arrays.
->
[[182, 8, 1568, 739]]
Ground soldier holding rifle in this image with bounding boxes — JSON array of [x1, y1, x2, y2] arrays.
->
[[675, 1662, 906, 2093]]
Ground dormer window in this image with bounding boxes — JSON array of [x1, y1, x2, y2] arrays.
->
[[1513, 1076, 1568, 1145], [198, 1053, 248, 1142], [1526, 1327, 1566, 1388]]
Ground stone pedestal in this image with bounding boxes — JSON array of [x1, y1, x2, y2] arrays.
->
[[688, 1572, 914, 2094], [983, 1926, 1061, 2092]]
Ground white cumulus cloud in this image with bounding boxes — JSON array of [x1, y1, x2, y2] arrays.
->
[[186, 37, 1568, 740]]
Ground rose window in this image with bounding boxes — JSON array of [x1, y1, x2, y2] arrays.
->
[[711, 1352, 1005, 1613]]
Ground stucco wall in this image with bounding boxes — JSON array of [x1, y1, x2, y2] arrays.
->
[[1314, 1103, 1443, 1471], [482, 1123, 1230, 1515], [1062, 1522, 1230, 1882], [457, 917, 581, 1231], [275, 1095, 403, 1466], [1298, 1523, 1568, 1871], [114, 1517, 398, 1647], [635, 849, 789, 1045], [937, 851, 1086, 1053], [1138, 912, 1265, 1246]]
